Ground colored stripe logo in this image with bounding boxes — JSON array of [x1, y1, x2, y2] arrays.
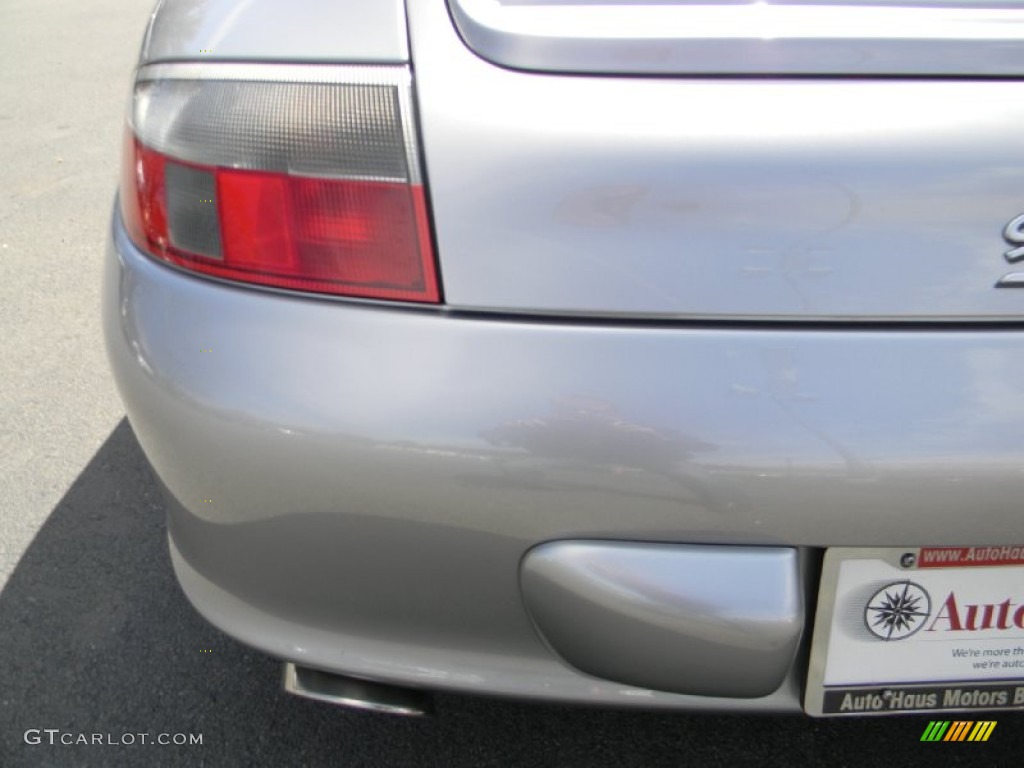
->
[[921, 721, 996, 742]]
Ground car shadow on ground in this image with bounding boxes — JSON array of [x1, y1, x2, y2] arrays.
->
[[0, 418, 1020, 767]]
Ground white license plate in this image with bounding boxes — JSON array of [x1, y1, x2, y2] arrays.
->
[[805, 546, 1024, 716]]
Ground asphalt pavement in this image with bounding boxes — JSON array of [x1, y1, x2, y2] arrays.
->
[[3, 1, 1024, 766]]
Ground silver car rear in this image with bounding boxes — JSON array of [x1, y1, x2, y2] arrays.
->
[[104, 0, 1024, 716]]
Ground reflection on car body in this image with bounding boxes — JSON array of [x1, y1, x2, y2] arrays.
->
[[104, 0, 1024, 717]]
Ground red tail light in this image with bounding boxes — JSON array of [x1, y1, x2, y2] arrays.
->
[[121, 64, 440, 304]]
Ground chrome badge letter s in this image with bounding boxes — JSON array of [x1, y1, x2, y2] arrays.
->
[[996, 213, 1024, 287]]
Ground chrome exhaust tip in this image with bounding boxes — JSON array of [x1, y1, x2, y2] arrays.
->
[[283, 663, 432, 716]]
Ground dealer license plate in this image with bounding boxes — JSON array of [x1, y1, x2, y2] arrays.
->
[[805, 545, 1024, 716]]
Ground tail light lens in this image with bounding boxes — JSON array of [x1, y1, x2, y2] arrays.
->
[[121, 64, 440, 304]]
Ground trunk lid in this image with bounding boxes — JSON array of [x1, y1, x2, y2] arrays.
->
[[412, 0, 1024, 320]]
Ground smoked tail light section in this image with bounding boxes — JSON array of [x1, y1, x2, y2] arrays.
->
[[121, 64, 440, 304]]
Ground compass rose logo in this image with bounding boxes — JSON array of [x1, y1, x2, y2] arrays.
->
[[864, 581, 931, 641]]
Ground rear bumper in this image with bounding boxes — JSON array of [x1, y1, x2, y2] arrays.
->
[[104, 208, 1024, 712]]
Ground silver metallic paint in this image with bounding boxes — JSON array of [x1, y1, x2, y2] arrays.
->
[[411, 0, 1024, 319], [142, 0, 409, 64], [169, 538, 805, 710], [448, 0, 1024, 76], [520, 541, 803, 698], [110, 0, 1024, 711], [107, 209, 1024, 708]]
